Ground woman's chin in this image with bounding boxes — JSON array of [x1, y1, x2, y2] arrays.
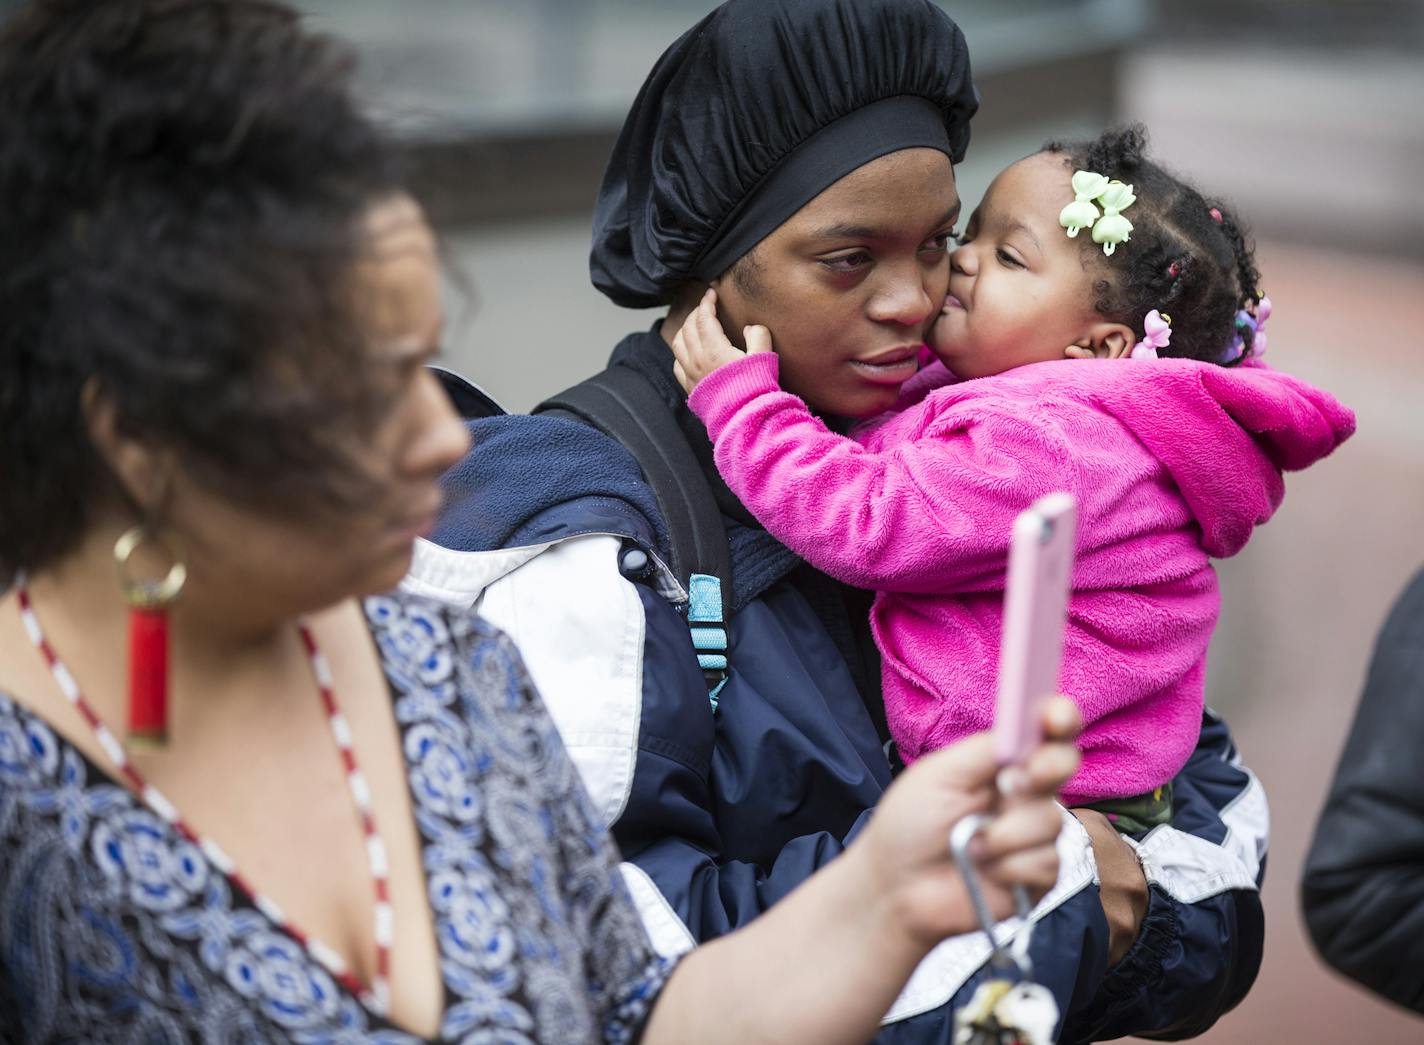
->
[[815, 381, 902, 421], [355, 541, 419, 598]]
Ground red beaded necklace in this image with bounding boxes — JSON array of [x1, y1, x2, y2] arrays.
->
[[14, 581, 394, 1015]]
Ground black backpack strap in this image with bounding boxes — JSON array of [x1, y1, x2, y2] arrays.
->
[[536, 367, 731, 710]]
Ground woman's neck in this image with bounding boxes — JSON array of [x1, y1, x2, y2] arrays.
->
[[15, 520, 308, 735]]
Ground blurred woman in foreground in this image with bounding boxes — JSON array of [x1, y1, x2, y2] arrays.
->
[[0, 2, 1074, 1042]]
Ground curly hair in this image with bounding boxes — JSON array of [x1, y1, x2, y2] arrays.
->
[[0, 0, 406, 580], [1042, 124, 1262, 366]]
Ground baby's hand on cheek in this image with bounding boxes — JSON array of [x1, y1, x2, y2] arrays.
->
[[671, 288, 772, 395]]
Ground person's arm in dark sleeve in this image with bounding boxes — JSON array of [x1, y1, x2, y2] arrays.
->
[[1055, 709, 1266, 1042], [1302, 567, 1424, 1014]]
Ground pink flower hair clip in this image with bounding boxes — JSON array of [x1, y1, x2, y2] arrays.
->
[[1131, 310, 1171, 360]]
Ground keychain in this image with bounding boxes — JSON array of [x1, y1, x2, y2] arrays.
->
[[949, 814, 1060, 1045]]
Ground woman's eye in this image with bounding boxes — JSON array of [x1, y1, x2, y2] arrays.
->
[[820, 251, 872, 273], [922, 231, 954, 253]]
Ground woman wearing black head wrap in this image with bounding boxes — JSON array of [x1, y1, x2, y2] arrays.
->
[[423, 1, 1267, 1040], [590, 0, 977, 422], [591, 0, 977, 308]]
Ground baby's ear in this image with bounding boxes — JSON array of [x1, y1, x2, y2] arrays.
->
[[1069, 323, 1137, 360], [1097, 327, 1136, 359]]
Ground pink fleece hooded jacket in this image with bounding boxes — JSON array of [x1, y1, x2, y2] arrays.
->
[[688, 353, 1354, 804]]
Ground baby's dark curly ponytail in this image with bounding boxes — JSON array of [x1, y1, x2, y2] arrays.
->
[[1043, 125, 1263, 366]]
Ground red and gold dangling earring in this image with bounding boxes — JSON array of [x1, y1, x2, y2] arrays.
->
[[113, 525, 186, 749]]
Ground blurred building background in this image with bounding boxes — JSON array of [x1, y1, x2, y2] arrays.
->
[[300, 2, 1421, 1041], [22, 0, 1403, 1039]]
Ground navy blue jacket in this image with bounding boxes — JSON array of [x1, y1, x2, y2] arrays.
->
[[411, 333, 1265, 1042]]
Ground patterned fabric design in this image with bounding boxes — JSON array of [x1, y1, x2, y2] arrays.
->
[[0, 592, 669, 1043]]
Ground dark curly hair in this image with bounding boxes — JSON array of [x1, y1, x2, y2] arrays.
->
[[1042, 124, 1262, 366], [0, 0, 404, 580]]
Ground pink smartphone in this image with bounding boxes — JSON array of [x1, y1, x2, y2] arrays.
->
[[994, 492, 1077, 766]]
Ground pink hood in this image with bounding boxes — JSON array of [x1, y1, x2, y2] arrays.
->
[[1081, 359, 1355, 556], [907, 356, 1357, 559]]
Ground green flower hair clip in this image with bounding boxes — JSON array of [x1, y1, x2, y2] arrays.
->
[[1059, 171, 1109, 237], [1059, 170, 1137, 256], [1093, 181, 1136, 256]]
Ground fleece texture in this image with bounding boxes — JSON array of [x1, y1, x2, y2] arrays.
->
[[688, 353, 1354, 804], [432, 413, 668, 556]]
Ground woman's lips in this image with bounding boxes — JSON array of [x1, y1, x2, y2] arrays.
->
[[386, 513, 438, 548], [848, 350, 920, 385]]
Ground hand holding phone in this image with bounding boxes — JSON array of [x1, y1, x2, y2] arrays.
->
[[994, 493, 1077, 766]]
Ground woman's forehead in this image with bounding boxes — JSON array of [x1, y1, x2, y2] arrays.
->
[[784, 148, 958, 238], [354, 199, 441, 347]]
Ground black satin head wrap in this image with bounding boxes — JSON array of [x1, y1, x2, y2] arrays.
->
[[590, 0, 978, 308]]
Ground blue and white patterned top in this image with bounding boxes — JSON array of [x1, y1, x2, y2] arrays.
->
[[0, 591, 671, 1043]]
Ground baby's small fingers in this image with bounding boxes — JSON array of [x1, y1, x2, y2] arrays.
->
[[679, 315, 705, 354], [743, 325, 773, 354], [672, 331, 700, 372], [672, 358, 693, 393], [694, 296, 724, 341]]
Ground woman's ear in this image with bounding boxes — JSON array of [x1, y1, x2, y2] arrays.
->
[[81, 378, 170, 516], [706, 267, 754, 352], [659, 280, 712, 347]]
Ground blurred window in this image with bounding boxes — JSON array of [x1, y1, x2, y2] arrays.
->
[[296, 0, 1150, 141]]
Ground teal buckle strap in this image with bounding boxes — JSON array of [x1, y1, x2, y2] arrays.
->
[[688, 573, 729, 712], [534, 367, 733, 712]]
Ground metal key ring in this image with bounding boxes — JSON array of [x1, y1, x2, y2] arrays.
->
[[948, 813, 1035, 979]]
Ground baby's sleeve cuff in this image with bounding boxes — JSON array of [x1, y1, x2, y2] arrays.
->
[[686, 352, 782, 436]]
